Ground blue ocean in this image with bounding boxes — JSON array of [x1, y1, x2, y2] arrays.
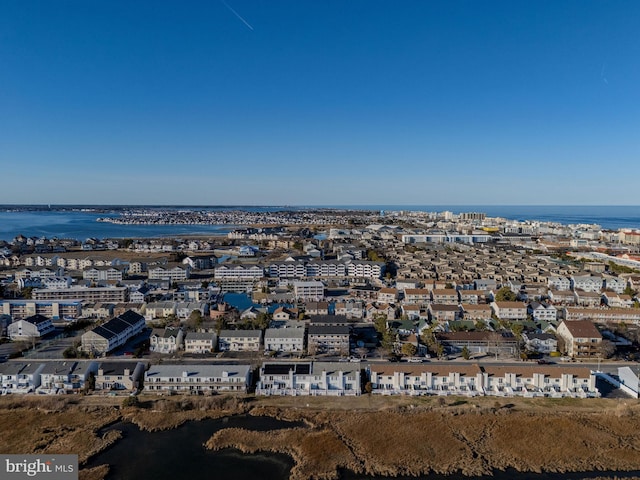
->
[[0, 205, 638, 242]]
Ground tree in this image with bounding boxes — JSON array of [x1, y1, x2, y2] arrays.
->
[[186, 309, 203, 330], [364, 381, 373, 395], [495, 287, 517, 302], [461, 346, 471, 360], [599, 340, 616, 359], [401, 343, 417, 357]]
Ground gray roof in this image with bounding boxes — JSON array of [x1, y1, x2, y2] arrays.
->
[[265, 328, 305, 340], [145, 363, 250, 379], [219, 329, 262, 338]]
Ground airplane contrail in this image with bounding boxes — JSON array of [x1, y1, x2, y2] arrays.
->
[[220, 0, 254, 31]]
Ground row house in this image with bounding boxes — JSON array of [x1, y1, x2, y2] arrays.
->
[[95, 361, 146, 391], [334, 300, 364, 319], [14, 266, 65, 280], [256, 362, 361, 396], [82, 303, 115, 319], [307, 325, 350, 355], [557, 320, 602, 358], [603, 275, 627, 294], [305, 301, 329, 316], [268, 261, 306, 279], [150, 327, 184, 354], [571, 275, 603, 293], [184, 332, 217, 354], [39, 360, 99, 393], [80, 310, 147, 356], [145, 364, 251, 394], [428, 304, 461, 323], [522, 332, 558, 354], [403, 288, 432, 306], [548, 289, 577, 305], [148, 265, 190, 281], [563, 307, 640, 325], [0, 300, 82, 320], [431, 289, 459, 305], [602, 293, 635, 308], [574, 291, 602, 308], [377, 288, 399, 304], [459, 290, 485, 305], [176, 301, 209, 320], [0, 362, 45, 394], [82, 266, 126, 282], [264, 326, 306, 353], [460, 304, 493, 321], [144, 301, 177, 320], [490, 301, 528, 320], [547, 276, 571, 291], [527, 302, 557, 323], [368, 364, 597, 398], [7, 314, 55, 340], [218, 330, 262, 352]]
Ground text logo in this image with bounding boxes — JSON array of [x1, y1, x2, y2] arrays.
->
[[1, 455, 78, 480]]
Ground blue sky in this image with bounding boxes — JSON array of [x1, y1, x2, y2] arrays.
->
[[1, 1, 639, 205]]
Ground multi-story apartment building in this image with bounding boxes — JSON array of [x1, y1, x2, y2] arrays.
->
[[82, 266, 126, 282], [150, 327, 184, 354], [184, 332, 217, 354], [7, 314, 55, 340], [293, 281, 325, 301], [0, 300, 82, 320], [32, 286, 128, 303], [148, 265, 190, 281]]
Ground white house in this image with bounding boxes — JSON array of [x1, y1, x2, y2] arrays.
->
[[264, 326, 306, 353], [184, 332, 217, 354], [218, 330, 262, 352], [150, 327, 184, 354], [256, 362, 361, 396], [145, 364, 251, 394], [8, 314, 55, 341]]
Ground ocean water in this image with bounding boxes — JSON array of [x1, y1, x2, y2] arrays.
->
[[0, 205, 639, 242]]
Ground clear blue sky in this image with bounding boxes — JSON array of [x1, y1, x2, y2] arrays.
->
[[1, 1, 639, 205]]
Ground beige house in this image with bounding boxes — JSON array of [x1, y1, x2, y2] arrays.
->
[[557, 320, 603, 358]]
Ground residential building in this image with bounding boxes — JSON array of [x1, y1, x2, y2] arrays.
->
[[557, 320, 603, 358], [0, 300, 82, 320], [81, 310, 147, 355], [367, 364, 597, 398], [150, 327, 184, 354], [218, 330, 262, 352], [528, 302, 557, 323], [184, 332, 217, 354], [293, 281, 325, 301], [256, 362, 361, 396], [32, 286, 128, 303], [491, 301, 527, 321], [308, 325, 350, 355], [7, 314, 55, 340], [264, 325, 306, 353], [522, 332, 558, 354], [145, 364, 251, 394], [148, 265, 191, 281], [82, 266, 126, 282], [94, 361, 146, 391], [0, 362, 45, 394]]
